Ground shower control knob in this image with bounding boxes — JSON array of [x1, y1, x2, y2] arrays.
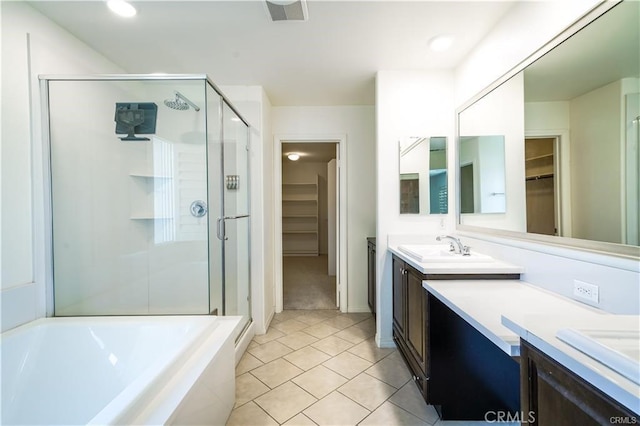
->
[[190, 200, 208, 218]]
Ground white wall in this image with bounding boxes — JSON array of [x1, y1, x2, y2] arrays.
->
[[1, 2, 125, 331], [454, 0, 639, 314], [273, 106, 375, 313], [455, 0, 600, 105], [570, 80, 623, 244], [375, 70, 455, 347]]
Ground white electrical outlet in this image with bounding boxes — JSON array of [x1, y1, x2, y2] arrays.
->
[[573, 280, 599, 304]]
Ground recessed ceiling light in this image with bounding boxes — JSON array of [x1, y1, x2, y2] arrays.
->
[[107, 0, 137, 18], [429, 35, 454, 52], [287, 153, 300, 161]]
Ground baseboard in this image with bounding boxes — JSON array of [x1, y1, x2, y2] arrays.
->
[[376, 333, 397, 349], [346, 305, 373, 313]]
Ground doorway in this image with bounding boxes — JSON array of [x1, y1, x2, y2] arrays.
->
[[525, 137, 558, 236], [281, 143, 337, 310], [274, 135, 347, 313]]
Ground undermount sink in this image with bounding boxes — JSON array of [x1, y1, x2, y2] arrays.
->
[[397, 244, 494, 263], [556, 328, 640, 385]]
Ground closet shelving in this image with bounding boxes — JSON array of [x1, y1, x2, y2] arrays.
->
[[282, 175, 319, 256]]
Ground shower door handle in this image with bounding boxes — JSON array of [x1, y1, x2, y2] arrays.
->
[[216, 217, 227, 241], [216, 214, 249, 241]]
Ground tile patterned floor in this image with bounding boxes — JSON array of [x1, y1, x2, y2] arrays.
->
[[228, 309, 511, 426]]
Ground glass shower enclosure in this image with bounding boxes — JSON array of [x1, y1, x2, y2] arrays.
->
[[40, 75, 251, 336]]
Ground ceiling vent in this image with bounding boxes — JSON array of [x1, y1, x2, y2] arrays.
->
[[265, 0, 308, 22]]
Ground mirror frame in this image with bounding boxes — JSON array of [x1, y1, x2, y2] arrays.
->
[[455, 0, 640, 260]]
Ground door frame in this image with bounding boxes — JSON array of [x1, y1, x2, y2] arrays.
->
[[274, 134, 347, 313]]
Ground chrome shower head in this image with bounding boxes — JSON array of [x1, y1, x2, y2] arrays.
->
[[164, 91, 200, 111], [164, 96, 189, 110]]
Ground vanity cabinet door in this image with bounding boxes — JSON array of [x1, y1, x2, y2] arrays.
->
[[392, 256, 407, 340], [521, 340, 637, 425], [406, 266, 428, 374]]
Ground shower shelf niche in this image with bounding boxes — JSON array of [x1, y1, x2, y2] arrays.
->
[[129, 170, 174, 221]]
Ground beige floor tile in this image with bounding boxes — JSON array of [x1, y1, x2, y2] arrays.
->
[[389, 382, 440, 424], [278, 330, 319, 350], [235, 352, 263, 376], [251, 358, 304, 388], [273, 310, 306, 323], [321, 314, 360, 330], [273, 318, 310, 334], [253, 328, 286, 345], [343, 312, 373, 323], [323, 351, 373, 379], [282, 413, 318, 426], [248, 340, 293, 363], [365, 353, 412, 388], [248, 340, 260, 350], [347, 339, 395, 363], [254, 381, 317, 424], [226, 401, 278, 426], [303, 322, 341, 339], [284, 345, 332, 371], [359, 401, 428, 426], [352, 317, 376, 333], [234, 373, 270, 407], [297, 310, 336, 325], [334, 324, 374, 344], [311, 335, 354, 356], [337, 373, 397, 411], [303, 391, 370, 426], [292, 365, 349, 399]]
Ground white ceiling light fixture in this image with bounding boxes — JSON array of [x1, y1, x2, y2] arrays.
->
[[429, 35, 454, 52], [107, 0, 137, 18], [287, 153, 300, 161], [265, 0, 308, 22]]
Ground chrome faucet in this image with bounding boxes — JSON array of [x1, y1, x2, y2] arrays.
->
[[436, 235, 470, 256]]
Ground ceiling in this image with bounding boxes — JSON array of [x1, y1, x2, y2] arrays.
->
[[29, 0, 515, 106], [283, 142, 337, 163]]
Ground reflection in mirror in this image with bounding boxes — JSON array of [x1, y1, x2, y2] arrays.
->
[[399, 137, 448, 215], [457, 0, 639, 251], [459, 136, 506, 214]]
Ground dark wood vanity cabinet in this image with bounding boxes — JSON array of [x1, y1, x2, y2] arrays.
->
[[392, 255, 429, 398], [521, 340, 638, 425], [391, 254, 522, 420], [367, 238, 376, 317]]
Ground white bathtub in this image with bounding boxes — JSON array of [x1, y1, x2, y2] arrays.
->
[[0, 315, 241, 425]]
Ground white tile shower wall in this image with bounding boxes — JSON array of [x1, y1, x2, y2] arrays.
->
[[457, 235, 639, 314]]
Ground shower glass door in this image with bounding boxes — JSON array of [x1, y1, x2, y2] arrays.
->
[[48, 78, 210, 315], [221, 101, 251, 334]]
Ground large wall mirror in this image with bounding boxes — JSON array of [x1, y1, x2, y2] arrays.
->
[[399, 136, 448, 215], [457, 0, 639, 257]]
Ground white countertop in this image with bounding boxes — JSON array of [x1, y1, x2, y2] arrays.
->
[[421, 279, 639, 415], [389, 245, 524, 275]]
